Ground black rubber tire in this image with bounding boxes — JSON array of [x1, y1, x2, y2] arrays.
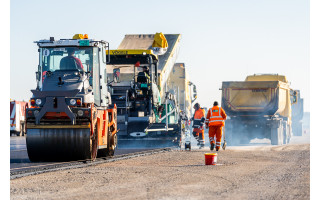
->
[[89, 126, 98, 161], [107, 133, 117, 156], [98, 133, 117, 157], [282, 122, 288, 145], [26, 128, 93, 162], [271, 126, 283, 145], [293, 122, 303, 136]]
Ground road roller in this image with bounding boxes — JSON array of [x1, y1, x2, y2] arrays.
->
[[25, 34, 117, 162]]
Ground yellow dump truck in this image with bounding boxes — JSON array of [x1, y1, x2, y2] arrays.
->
[[221, 74, 298, 145]]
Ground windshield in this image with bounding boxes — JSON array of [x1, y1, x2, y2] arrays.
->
[[106, 65, 147, 83], [40, 47, 93, 73]]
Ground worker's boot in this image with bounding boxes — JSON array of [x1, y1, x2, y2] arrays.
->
[[195, 137, 200, 146], [210, 143, 215, 151]]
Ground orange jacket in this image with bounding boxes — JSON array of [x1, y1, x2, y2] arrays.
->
[[205, 106, 227, 127], [194, 108, 205, 120], [193, 108, 205, 130]]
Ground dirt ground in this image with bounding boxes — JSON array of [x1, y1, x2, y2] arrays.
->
[[10, 144, 310, 200]]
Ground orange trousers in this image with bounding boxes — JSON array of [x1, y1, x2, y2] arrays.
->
[[192, 128, 205, 144], [208, 126, 223, 150]]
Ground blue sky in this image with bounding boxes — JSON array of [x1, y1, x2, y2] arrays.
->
[[10, 0, 310, 111]]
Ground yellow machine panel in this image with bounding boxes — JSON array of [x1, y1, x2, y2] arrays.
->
[[166, 63, 192, 118]]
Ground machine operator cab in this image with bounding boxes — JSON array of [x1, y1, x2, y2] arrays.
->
[[33, 34, 111, 108], [106, 50, 161, 117]]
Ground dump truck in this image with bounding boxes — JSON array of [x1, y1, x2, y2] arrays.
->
[[221, 74, 298, 145], [10, 100, 28, 136], [107, 33, 197, 148], [291, 90, 304, 136], [25, 34, 117, 161]]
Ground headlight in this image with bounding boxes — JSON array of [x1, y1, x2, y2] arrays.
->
[[70, 99, 76, 105], [77, 110, 84, 117], [35, 99, 42, 105]]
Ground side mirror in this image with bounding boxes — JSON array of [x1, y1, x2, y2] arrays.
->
[[102, 46, 106, 64], [113, 68, 120, 83], [290, 90, 298, 104]]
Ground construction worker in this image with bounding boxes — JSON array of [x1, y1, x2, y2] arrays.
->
[[192, 103, 206, 149], [60, 48, 84, 70], [205, 101, 227, 151]]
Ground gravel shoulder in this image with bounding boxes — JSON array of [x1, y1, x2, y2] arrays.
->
[[10, 144, 310, 200]]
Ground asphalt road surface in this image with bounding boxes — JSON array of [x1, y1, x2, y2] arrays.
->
[[10, 136, 153, 173], [10, 134, 310, 200]]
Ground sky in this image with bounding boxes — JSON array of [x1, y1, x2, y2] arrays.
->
[[10, 0, 310, 111]]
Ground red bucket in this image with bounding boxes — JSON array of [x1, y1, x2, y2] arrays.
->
[[205, 153, 217, 165]]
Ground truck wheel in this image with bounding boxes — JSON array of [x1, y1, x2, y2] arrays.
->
[[287, 125, 292, 144], [240, 132, 251, 144], [108, 133, 117, 156], [282, 122, 288, 145], [225, 120, 239, 146], [226, 130, 240, 146], [271, 126, 283, 145], [294, 122, 303, 136]]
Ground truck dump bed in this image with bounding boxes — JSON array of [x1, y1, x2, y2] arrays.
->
[[221, 81, 291, 117]]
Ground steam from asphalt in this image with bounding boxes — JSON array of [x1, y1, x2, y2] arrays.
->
[[188, 112, 310, 149]]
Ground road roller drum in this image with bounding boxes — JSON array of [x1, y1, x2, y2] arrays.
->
[[26, 128, 97, 161]]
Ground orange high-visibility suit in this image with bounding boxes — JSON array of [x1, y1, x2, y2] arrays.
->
[[192, 108, 206, 146], [205, 106, 227, 151]]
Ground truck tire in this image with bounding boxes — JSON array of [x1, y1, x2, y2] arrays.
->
[[287, 125, 292, 144], [225, 120, 239, 146], [293, 122, 303, 136], [240, 126, 251, 144], [282, 121, 288, 145], [226, 131, 234, 146], [271, 126, 283, 145]]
